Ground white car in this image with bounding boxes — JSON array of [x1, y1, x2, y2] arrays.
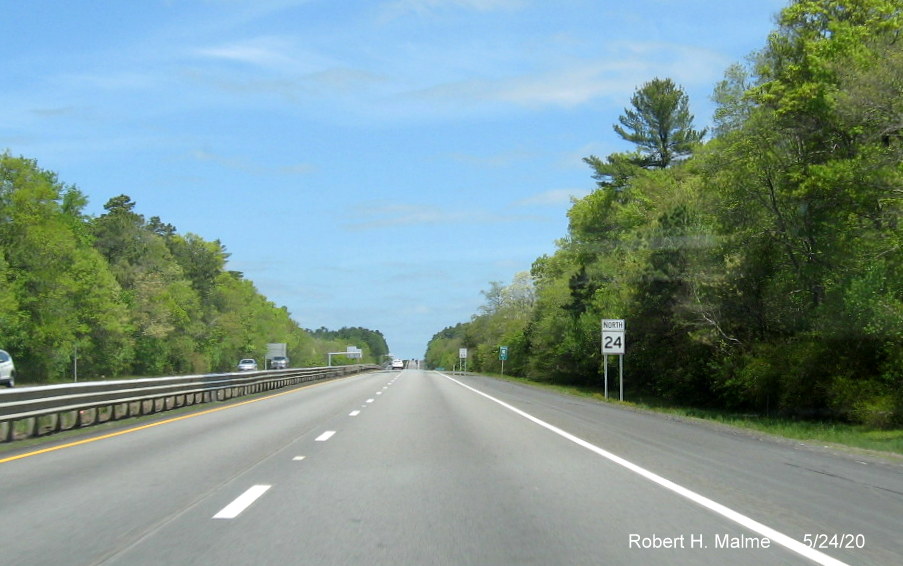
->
[[0, 349, 15, 387], [236, 358, 258, 371], [391, 359, 404, 370]]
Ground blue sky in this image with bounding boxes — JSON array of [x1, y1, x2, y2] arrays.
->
[[2, 0, 788, 360]]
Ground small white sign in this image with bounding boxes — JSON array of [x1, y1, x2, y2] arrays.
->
[[459, 348, 468, 359], [601, 319, 626, 355]]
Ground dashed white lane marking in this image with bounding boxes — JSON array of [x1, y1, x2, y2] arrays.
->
[[366, 398, 375, 403], [439, 373, 851, 566], [349, 410, 361, 417], [315, 430, 336, 442], [293, 456, 306, 461], [213, 485, 271, 519], [376, 391, 383, 395]]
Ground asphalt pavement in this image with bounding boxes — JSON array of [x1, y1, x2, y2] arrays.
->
[[1, 369, 900, 565]]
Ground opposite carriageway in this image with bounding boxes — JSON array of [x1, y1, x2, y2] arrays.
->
[[0, 364, 379, 442]]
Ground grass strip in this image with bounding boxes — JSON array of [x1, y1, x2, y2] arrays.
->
[[483, 373, 903, 457]]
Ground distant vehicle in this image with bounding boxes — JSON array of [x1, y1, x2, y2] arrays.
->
[[0, 349, 15, 387], [391, 358, 404, 370], [270, 356, 289, 369], [236, 358, 258, 371]]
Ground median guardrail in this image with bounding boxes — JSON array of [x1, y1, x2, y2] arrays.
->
[[0, 364, 379, 443]]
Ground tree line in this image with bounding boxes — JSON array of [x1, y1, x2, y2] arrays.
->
[[0, 154, 388, 382], [426, 0, 903, 428]]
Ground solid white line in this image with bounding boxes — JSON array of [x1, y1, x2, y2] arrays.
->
[[439, 373, 851, 566], [349, 410, 361, 416], [315, 430, 336, 441], [213, 485, 271, 519]]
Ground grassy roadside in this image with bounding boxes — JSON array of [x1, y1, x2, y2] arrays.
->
[[482, 372, 903, 458]]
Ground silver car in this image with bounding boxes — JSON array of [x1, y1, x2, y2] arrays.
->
[[236, 358, 258, 371], [0, 349, 15, 387]]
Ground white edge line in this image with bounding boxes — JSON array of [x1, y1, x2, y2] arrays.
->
[[213, 484, 271, 519], [315, 430, 336, 442], [438, 373, 851, 566]]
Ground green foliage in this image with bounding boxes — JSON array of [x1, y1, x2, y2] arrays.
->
[[427, 1, 903, 428], [613, 77, 707, 168], [307, 327, 390, 366], [425, 273, 537, 376], [0, 152, 387, 382], [424, 322, 468, 370]]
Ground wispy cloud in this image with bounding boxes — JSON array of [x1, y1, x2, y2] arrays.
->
[[345, 201, 543, 231], [448, 148, 534, 168], [405, 41, 727, 111], [514, 188, 590, 208], [191, 149, 314, 176], [193, 36, 337, 73], [380, 0, 525, 20], [30, 106, 79, 117], [197, 38, 295, 68], [345, 203, 467, 231]]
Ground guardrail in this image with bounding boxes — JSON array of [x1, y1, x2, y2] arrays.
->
[[0, 364, 380, 443]]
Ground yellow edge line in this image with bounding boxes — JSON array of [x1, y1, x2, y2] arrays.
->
[[0, 383, 316, 465]]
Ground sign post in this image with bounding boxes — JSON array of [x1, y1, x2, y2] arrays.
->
[[459, 348, 468, 374], [327, 346, 362, 366], [499, 346, 508, 376], [601, 319, 626, 400]]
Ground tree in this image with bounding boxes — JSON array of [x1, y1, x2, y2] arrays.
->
[[613, 77, 707, 168], [0, 154, 132, 380], [712, 63, 755, 137], [426, 0, 903, 426]]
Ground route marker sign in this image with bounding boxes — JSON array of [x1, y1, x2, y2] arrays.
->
[[458, 348, 468, 374], [601, 319, 626, 401], [499, 346, 508, 361]]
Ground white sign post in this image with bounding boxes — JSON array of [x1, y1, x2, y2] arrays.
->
[[459, 348, 468, 374], [601, 319, 626, 400], [327, 346, 362, 366]]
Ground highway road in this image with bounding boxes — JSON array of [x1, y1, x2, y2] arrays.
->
[[1, 369, 900, 565]]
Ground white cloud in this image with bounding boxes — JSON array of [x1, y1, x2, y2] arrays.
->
[[404, 41, 727, 111], [197, 41, 289, 67], [194, 36, 337, 74], [448, 148, 534, 168], [190, 149, 314, 176], [344, 203, 469, 231], [344, 201, 544, 231], [380, 0, 524, 20], [514, 188, 590, 208]]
